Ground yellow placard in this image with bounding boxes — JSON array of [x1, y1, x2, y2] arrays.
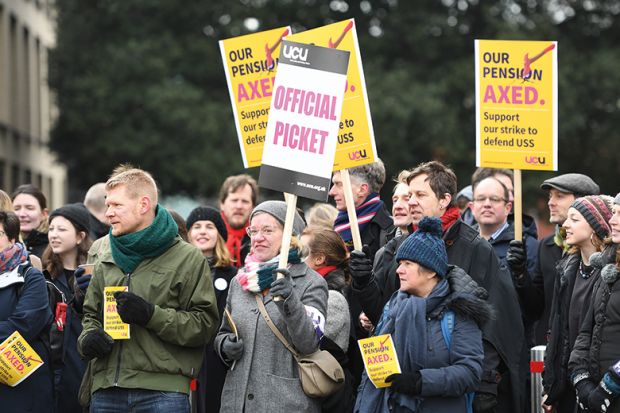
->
[[289, 19, 377, 170], [358, 334, 401, 388], [0, 331, 44, 387], [475, 39, 558, 171], [219, 26, 292, 168], [104, 286, 130, 340]]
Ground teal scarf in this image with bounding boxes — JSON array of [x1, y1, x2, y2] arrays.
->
[[109, 205, 178, 274]]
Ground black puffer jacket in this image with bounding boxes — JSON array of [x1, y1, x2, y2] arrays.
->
[[569, 247, 620, 396], [544, 253, 601, 408], [24, 229, 48, 258]]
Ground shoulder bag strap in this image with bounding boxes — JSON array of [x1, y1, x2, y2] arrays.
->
[[254, 294, 300, 358]]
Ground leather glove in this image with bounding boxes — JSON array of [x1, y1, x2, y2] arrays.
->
[[506, 240, 527, 278], [81, 329, 114, 360], [473, 392, 498, 413], [573, 372, 597, 410], [349, 246, 373, 287], [270, 268, 294, 300], [221, 334, 244, 362], [589, 365, 620, 413], [385, 372, 422, 396], [114, 291, 154, 326]]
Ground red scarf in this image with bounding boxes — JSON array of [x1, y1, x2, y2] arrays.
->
[[412, 206, 461, 234], [315, 265, 338, 278], [222, 212, 249, 268]]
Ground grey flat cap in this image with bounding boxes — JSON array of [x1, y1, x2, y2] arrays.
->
[[614, 193, 620, 205], [540, 173, 599, 196], [250, 200, 306, 236]]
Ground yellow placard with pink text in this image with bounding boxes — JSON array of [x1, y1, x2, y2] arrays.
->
[[358, 334, 401, 389], [0, 331, 44, 387], [289, 19, 377, 170], [475, 40, 557, 171], [104, 286, 130, 340], [219, 26, 292, 168]]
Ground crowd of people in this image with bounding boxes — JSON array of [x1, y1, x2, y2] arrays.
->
[[1, 160, 620, 413]]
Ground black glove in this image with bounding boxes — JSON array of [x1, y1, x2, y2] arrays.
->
[[270, 268, 294, 300], [574, 376, 597, 410], [473, 392, 498, 413], [385, 372, 422, 396], [221, 334, 244, 362], [81, 329, 114, 360], [349, 246, 373, 287], [75, 270, 92, 293], [114, 291, 154, 326], [589, 367, 620, 413], [506, 240, 527, 278]]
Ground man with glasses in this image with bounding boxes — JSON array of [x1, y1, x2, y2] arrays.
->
[[471, 176, 539, 274]]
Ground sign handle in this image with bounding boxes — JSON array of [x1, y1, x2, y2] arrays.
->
[[513, 169, 523, 242], [341, 169, 363, 251], [273, 193, 298, 301]]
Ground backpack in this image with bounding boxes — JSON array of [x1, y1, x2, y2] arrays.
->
[[441, 310, 475, 413]]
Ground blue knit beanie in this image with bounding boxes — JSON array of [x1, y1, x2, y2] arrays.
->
[[395, 217, 448, 277]]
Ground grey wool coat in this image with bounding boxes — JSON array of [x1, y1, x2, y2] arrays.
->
[[215, 262, 328, 413]]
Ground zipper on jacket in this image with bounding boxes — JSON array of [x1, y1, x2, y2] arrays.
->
[[113, 272, 131, 386]]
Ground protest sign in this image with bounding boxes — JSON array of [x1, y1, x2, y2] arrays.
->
[[104, 286, 130, 340], [289, 19, 377, 170], [0, 331, 44, 387], [358, 334, 401, 389], [475, 40, 558, 171], [220, 26, 291, 168], [258, 40, 349, 201]]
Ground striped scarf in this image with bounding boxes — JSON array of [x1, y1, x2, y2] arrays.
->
[[237, 249, 301, 293], [333, 193, 384, 251]]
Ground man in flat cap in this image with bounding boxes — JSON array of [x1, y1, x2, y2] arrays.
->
[[506, 173, 600, 345]]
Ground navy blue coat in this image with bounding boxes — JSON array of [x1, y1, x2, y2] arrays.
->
[[0, 263, 54, 413], [355, 267, 490, 413]]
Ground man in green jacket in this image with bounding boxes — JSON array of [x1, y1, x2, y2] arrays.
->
[[77, 165, 219, 412]]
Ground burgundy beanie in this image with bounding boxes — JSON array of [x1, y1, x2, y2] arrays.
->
[[571, 195, 613, 240]]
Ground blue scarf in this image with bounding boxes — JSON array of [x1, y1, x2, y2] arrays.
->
[[355, 279, 450, 413], [333, 193, 384, 251]]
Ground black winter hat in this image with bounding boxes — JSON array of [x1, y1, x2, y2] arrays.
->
[[186, 206, 228, 241], [49, 203, 91, 233]]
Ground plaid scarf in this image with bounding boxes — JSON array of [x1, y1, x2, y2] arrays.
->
[[333, 193, 384, 251], [0, 242, 28, 273]]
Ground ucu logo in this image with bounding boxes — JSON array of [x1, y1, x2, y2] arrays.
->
[[282, 44, 308, 62], [348, 150, 367, 160], [525, 156, 546, 165]]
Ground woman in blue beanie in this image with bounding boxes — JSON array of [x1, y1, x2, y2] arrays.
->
[[355, 217, 491, 413]]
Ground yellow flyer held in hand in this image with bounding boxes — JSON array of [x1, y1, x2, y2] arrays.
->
[[0, 331, 45, 387], [358, 334, 401, 389], [104, 286, 130, 340], [289, 19, 377, 170], [475, 39, 558, 171], [220, 26, 292, 168]]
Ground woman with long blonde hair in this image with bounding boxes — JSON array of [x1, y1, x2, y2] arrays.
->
[[186, 206, 237, 413]]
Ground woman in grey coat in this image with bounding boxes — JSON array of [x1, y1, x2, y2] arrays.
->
[[215, 201, 328, 412]]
